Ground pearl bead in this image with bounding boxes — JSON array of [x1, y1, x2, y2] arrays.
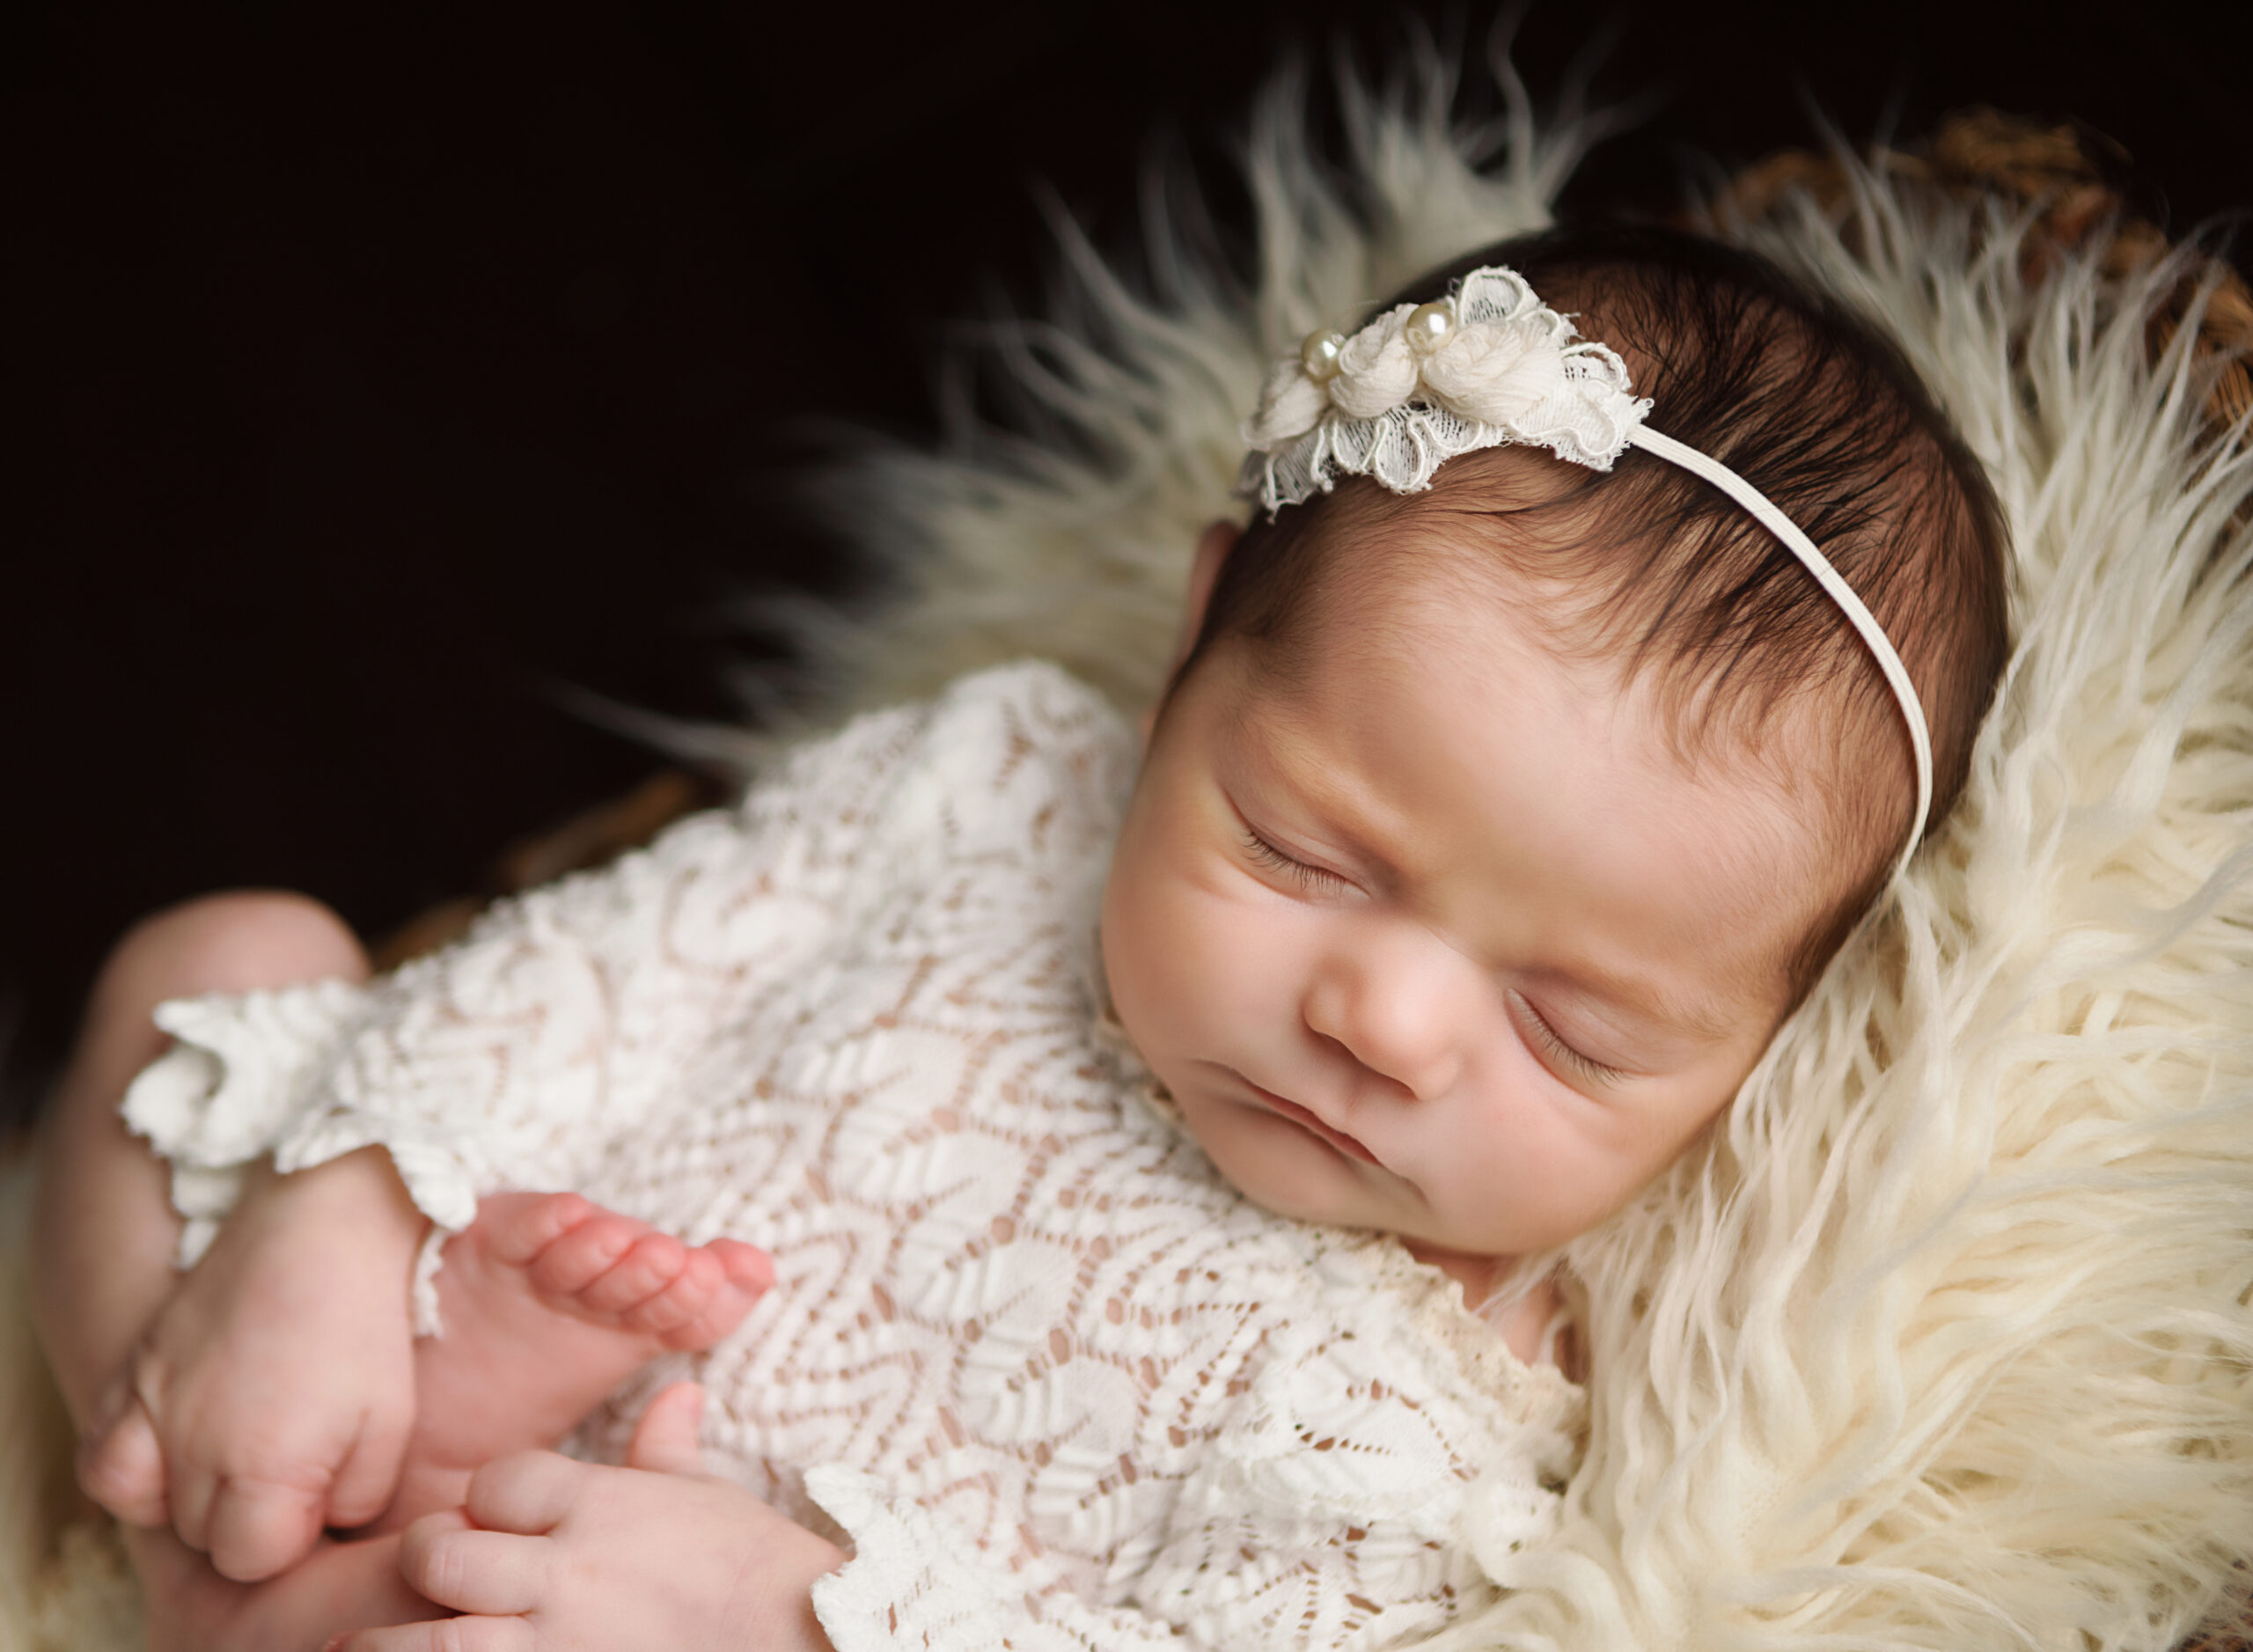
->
[[1405, 300, 1455, 353], [1300, 329, 1347, 380]]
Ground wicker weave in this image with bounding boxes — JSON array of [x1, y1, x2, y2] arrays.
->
[[1709, 108, 2253, 433]]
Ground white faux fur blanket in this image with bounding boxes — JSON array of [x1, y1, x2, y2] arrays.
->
[[7, 48, 2251, 1652]]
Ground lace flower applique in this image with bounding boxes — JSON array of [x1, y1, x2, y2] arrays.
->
[[1239, 266, 1653, 512]]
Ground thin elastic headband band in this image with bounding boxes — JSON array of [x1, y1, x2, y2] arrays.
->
[[1236, 263, 1934, 877], [1626, 425, 1933, 876]]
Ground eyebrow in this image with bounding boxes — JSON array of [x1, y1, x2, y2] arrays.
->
[[1224, 692, 1753, 1049]]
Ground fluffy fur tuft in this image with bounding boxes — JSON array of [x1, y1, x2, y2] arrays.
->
[[776, 40, 1605, 731], [0, 1149, 141, 1652]]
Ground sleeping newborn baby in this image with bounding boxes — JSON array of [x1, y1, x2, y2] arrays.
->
[[33, 222, 2007, 1651]]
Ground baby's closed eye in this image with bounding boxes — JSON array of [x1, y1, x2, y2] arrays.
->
[[1239, 826, 1354, 894], [1508, 992, 1631, 1090]]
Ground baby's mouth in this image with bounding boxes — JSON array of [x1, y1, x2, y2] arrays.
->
[[1234, 1073, 1380, 1164]]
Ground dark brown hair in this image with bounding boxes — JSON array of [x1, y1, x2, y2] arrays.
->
[[1183, 223, 2012, 1001]]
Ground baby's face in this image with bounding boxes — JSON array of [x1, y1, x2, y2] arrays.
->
[[1101, 554, 1824, 1263]]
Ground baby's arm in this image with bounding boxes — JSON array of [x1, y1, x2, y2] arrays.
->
[[32, 892, 430, 1586], [80, 1144, 427, 1581]]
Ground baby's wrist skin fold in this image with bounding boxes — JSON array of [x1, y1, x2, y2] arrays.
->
[[243, 1145, 429, 1265]]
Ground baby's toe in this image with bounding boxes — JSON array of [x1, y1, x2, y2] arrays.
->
[[624, 1248, 719, 1340], [576, 1230, 688, 1315], [525, 1210, 647, 1298], [657, 1244, 773, 1350], [711, 1238, 774, 1296], [481, 1190, 596, 1267]]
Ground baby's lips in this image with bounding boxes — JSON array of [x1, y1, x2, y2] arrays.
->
[[1240, 1072, 1381, 1164]]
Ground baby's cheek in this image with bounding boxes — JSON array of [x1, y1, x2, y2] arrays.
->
[[1110, 858, 1228, 1012], [1525, 1113, 1696, 1246], [1098, 847, 1166, 1002], [1101, 863, 1215, 1073], [1466, 1093, 1632, 1252]]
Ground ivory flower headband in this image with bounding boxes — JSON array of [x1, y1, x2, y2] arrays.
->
[[1237, 265, 1935, 871]]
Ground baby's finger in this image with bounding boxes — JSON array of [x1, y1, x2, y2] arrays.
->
[[205, 1473, 327, 1582], [77, 1399, 169, 1527], [165, 1458, 219, 1554], [328, 1405, 415, 1529], [329, 1616, 536, 1652], [462, 1450, 586, 1535], [399, 1514, 551, 1616]]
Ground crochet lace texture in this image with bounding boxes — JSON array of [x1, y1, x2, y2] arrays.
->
[[122, 663, 1584, 1651]]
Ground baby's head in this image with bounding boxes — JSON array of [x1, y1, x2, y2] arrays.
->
[[1100, 223, 2008, 1268]]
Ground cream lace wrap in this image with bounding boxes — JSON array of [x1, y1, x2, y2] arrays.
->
[[121, 662, 1583, 1652]]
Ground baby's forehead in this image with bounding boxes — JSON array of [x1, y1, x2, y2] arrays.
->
[[1285, 479, 1888, 814]]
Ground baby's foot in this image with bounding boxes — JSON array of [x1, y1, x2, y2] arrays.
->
[[377, 1192, 771, 1531]]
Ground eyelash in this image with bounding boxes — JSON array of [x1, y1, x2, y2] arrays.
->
[[1514, 995, 1630, 1090], [1239, 826, 1352, 894]]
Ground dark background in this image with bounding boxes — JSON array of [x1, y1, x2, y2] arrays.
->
[[5, 0, 2248, 1128]]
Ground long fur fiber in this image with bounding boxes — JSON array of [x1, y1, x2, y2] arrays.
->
[[6, 44, 2249, 1652]]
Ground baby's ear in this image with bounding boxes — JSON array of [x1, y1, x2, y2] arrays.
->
[[1141, 521, 1240, 746], [1172, 520, 1238, 674]]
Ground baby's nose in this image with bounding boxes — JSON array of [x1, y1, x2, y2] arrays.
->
[[1301, 932, 1468, 1101]]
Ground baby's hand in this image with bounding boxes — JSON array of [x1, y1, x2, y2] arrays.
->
[[339, 1384, 844, 1652], [79, 1147, 427, 1582]]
